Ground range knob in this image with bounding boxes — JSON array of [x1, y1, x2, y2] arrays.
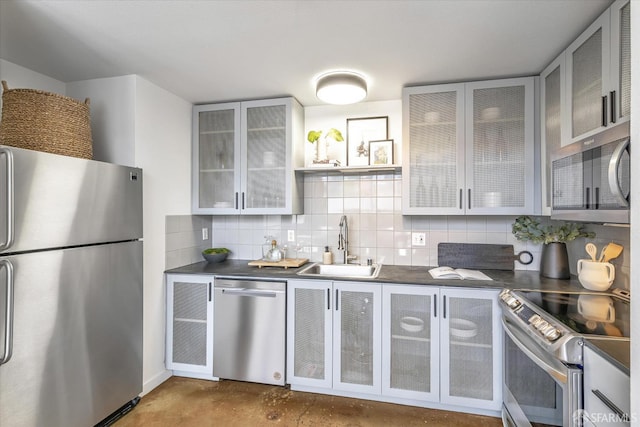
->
[[544, 328, 561, 341], [506, 297, 521, 309]]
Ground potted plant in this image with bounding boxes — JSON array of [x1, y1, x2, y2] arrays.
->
[[307, 128, 344, 164], [512, 215, 595, 279]]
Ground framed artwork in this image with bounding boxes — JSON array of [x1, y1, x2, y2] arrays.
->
[[369, 139, 394, 166], [346, 116, 388, 166]]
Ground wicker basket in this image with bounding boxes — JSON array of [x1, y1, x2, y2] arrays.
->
[[0, 80, 93, 159]]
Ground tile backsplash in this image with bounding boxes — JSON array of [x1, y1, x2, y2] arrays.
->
[[165, 215, 211, 269], [166, 172, 630, 289], [210, 171, 541, 270]]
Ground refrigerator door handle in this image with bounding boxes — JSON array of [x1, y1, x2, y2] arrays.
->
[[0, 148, 15, 251], [0, 259, 14, 365]]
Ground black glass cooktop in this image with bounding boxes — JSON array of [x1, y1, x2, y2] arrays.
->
[[513, 290, 630, 338]]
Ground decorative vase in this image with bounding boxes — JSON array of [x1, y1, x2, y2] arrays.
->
[[539, 242, 570, 279]]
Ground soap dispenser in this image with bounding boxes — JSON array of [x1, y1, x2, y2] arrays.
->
[[323, 246, 333, 265]]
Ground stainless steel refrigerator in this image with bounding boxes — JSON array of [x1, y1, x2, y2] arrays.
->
[[0, 146, 143, 426]]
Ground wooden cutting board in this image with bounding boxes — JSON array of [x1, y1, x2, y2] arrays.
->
[[437, 243, 532, 271], [248, 258, 309, 269]]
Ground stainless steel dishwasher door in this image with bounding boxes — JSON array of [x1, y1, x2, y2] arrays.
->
[[213, 279, 286, 386]]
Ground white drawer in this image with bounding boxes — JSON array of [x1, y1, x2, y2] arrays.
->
[[583, 346, 630, 426]]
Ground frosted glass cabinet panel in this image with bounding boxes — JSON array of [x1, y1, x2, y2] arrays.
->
[[440, 288, 501, 410], [565, 0, 630, 144], [193, 103, 240, 213], [540, 55, 566, 215], [402, 78, 534, 215], [193, 97, 304, 215], [286, 280, 333, 388], [382, 285, 439, 401], [402, 84, 465, 215], [333, 281, 382, 394], [165, 274, 214, 375], [465, 78, 534, 215]]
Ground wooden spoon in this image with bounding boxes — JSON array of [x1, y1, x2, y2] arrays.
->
[[600, 242, 623, 263], [585, 243, 597, 261]]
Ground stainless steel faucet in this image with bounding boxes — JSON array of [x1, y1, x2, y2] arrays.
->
[[338, 215, 356, 264]]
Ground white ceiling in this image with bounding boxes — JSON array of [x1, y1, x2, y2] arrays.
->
[[0, 0, 613, 106]]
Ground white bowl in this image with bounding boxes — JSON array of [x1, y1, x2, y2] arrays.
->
[[400, 316, 425, 333], [481, 107, 501, 120], [449, 318, 478, 339]]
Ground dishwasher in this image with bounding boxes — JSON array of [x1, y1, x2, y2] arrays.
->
[[213, 278, 286, 386]]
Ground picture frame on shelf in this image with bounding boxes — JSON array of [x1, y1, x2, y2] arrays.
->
[[346, 116, 388, 166], [369, 139, 394, 166]]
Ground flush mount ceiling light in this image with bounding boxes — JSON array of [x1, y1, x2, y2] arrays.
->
[[316, 71, 367, 105]]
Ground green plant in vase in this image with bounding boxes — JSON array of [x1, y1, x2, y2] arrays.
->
[[308, 128, 344, 164], [512, 215, 595, 279]]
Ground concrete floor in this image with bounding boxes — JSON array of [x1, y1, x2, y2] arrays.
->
[[114, 376, 503, 426]]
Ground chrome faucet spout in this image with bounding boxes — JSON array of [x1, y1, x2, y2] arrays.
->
[[338, 215, 350, 264]]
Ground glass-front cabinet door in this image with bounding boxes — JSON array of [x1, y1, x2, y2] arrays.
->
[[610, 0, 631, 126], [241, 100, 289, 213], [165, 274, 214, 375], [465, 78, 534, 214], [286, 280, 333, 389], [402, 84, 465, 215], [192, 103, 241, 214], [382, 285, 439, 402], [192, 97, 303, 215], [440, 288, 501, 410], [333, 281, 381, 394]]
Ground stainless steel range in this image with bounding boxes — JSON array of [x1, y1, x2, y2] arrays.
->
[[498, 288, 630, 427]]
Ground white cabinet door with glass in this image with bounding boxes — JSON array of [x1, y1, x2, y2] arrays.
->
[[464, 78, 535, 215], [440, 287, 501, 410], [192, 97, 304, 215], [565, 0, 630, 145], [287, 280, 382, 395], [165, 274, 215, 378], [382, 285, 440, 402], [540, 53, 566, 215], [402, 77, 534, 215]]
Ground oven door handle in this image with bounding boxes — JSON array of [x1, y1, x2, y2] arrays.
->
[[607, 137, 630, 208], [502, 317, 568, 384]]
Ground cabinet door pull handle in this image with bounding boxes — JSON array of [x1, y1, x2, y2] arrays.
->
[[433, 294, 437, 318], [235, 192, 239, 210], [327, 288, 331, 310], [594, 187, 600, 210], [443, 295, 447, 319], [459, 189, 463, 209], [467, 189, 471, 210], [208, 282, 212, 302], [335, 289, 339, 311], [602, 95, 608, 127], [242, 192, 245, 210], [610, 91, 616, 124], [585, 187, 590, 210], [591, 389, 629, 421]]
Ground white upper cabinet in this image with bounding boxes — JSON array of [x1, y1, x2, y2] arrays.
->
[[540, 54, 566, 215], [192, 97, 304, 215], [565, 0, 630, 145], [402, 77, 535, 215]]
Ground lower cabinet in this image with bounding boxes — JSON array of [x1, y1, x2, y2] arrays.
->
[[288, 280, 502, 414], [286, 279, 382, 394], [165, 274, 215, 377], [583, 346, 630, 426]]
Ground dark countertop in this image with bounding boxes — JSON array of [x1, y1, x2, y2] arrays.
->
[[166, 259, 628, 370], [165, 259, 586, 291]]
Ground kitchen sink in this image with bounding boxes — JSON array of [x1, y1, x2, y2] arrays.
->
[[297, 262, 382, 279]]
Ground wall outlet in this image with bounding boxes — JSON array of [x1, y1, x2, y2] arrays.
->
[[287, 229, 295, 242], [412, 232, 426, 246], [202, 227, 209, 241]]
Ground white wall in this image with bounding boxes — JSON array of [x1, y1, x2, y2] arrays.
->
[[133, 76, 192, 393], [67, 76, 136, 166], [0, 59, 66, 111]]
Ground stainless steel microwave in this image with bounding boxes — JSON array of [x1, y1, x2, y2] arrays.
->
[[551, 122, 630, 224]]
